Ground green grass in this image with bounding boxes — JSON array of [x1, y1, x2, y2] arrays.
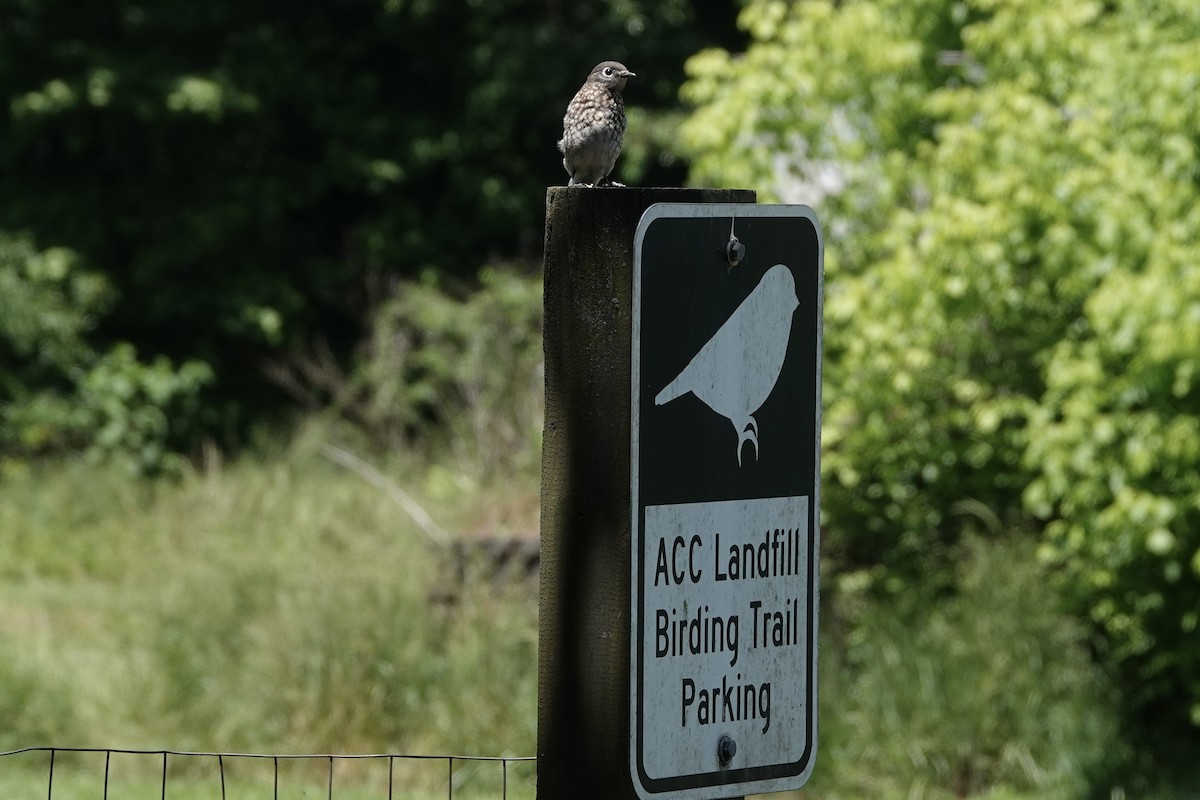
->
[[800, 536, 1123, 800], [0, 433, 539, 795], [0, 433, 1139, 799], [0, 752, 537, 800]]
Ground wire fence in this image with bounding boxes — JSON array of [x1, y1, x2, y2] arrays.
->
[[0, 746, 536, 800]]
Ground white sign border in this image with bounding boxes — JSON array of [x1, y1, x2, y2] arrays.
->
[[629, 203, 824, 800]]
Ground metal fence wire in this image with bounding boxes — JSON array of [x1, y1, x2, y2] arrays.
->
[[0, 746, 536, 800]]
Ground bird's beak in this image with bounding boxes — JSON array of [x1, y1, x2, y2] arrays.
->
[[622, 70, 636, 79]]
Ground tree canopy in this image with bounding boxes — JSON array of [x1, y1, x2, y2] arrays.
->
[[681, 0, 1200, 729], [0, 0, 743, 457]]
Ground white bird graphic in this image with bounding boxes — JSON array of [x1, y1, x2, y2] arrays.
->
[[654, 264, 799, 466]]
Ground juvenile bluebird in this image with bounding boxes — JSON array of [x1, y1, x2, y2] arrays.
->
[[558, 61, 635, 187]]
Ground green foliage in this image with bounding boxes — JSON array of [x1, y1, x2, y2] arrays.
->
[[680, 0, 1200, 727], [367, 268, 542, 476], [0, 233, 109, 453], [76, 343, 214, 475], [0, 451, 538, 766], [1025, 220, 1200, 720], [0, 235, 110, 372], [0, 641, 77, 750], [291, 267, 544, 479], [148, 550, 536, 757], [813, 538, 1119, 799], [2, 454, 1126, 799], [0, 233, 212, 474], [0, 763, 521, 800], [0, 0, 743, 434]]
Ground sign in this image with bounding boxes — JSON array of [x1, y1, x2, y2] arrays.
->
[[630, 204, 823, 799]]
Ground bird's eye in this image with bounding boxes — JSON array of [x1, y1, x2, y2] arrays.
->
[[603, 67, 614, 77]]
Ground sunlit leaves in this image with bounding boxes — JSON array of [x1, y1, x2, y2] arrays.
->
[[682, 0, 1200, 723], [165, 75, 259, 119]]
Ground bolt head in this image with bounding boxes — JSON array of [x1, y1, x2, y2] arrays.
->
[[717, 734, 737, 766]]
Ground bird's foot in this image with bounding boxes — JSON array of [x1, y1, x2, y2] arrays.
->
[[598, 177, 626, 188], [736, 423, 760, 467]]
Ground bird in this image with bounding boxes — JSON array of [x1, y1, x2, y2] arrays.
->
[[654, 264, 800, 466], [558, 61, 635, 187]]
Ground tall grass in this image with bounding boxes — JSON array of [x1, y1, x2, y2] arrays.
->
[[0, 434, 1129, 798], [0, 437, 538, 792], [804, 536, 1121, 800]]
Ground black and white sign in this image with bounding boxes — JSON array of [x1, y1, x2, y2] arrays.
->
[[630, 204, 823, 799]]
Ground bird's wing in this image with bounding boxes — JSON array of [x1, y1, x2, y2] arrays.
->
[[652, 275, 768, 409]]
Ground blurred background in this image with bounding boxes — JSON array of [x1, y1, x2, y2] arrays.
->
[[2, 0, 1199, 797]]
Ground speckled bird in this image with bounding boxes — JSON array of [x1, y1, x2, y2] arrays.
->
[[558, 61, 635, 187]]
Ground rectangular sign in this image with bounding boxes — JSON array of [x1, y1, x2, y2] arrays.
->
[[631, 203, 823, 799], [641, 497, 811, 775]]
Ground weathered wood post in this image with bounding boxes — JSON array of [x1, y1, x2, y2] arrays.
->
[[539, 187, 755, 800]]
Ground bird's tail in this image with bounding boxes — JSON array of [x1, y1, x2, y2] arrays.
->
[[654, 374, 690, 406]]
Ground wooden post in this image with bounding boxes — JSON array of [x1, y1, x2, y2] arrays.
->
[[539, 187, 756, 800]]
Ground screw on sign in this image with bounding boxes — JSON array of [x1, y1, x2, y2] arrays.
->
[[630, 203, 823, 800]]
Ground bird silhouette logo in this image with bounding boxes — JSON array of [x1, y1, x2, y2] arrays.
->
[[654, 264, 799, 466]]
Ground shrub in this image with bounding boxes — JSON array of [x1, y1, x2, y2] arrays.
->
[[0, 232, 213, 475], [814, 537, 1120, 799], [284, 267, 545, 479], [1025, 238, 1200, 725], [680, 0, 1200, 729]]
